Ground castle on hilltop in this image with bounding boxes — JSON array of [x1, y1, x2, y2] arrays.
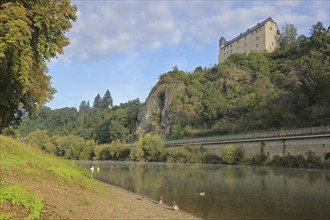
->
[[218, 17, 280, 63]]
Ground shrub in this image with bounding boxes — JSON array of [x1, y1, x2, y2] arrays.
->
[[3, 128, 18, 138], [222, 145, 245, 164], [79, 140, 96, 160], [130, 134, 165, 162], [250, 153, 269, 166], [200, 152, 222, 164], [109, 140, 131, 160], [166, 145, 209, 163], [268, 151, 326, 169], [306, 151, 322, 169], [26, 130, 49, 151], [93, 144, 111, 160]]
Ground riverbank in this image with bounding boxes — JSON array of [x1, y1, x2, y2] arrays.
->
[[0, 135, 199, 219]]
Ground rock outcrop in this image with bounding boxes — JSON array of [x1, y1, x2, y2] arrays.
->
[[136, 74, 185, 138]]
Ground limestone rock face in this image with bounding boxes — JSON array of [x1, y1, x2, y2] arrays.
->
[[136, 80, 185, 138]]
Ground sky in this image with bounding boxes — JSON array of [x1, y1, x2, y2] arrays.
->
[[46, 0, 330, 109]]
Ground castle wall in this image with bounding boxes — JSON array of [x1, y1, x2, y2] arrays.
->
[[219, 19, 280, 63]]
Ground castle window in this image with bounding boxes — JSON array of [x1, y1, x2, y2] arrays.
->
[[256, 36, 259, 41], [270, 27, 273, 31], [272, 42, 274, 46], [256, 29, 258, 33], [237, 39, 239, 43], [256, 43, 259, 48], [252, 31, 254, 35]]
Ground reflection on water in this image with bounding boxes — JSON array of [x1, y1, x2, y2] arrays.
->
[[75, 161, 330, 219]]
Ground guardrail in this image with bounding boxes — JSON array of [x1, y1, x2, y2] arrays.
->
[[164, 126, 330, 147]]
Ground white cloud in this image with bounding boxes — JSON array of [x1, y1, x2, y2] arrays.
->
[[58, 0, 329, 63]]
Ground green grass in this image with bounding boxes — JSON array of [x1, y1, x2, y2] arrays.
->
[[0, 135, 96, 218], [0, 213, 14, 220], [0, 185, 43, 219]]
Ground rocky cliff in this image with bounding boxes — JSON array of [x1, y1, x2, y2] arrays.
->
[[136, 70, 186, 138]]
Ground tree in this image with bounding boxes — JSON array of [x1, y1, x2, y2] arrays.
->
[[131, 134, 165, 162], [102, 89, 113, 109], [310, 22, 326, 37], [0, 1, 77, 133], [93, 94, 103, 108], [279, 23, 298, 50], [94, 119, 129, 144]]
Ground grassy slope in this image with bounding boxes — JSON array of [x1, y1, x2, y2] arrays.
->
[[0, 135, 95, 219], [0, 135, 199, 220]]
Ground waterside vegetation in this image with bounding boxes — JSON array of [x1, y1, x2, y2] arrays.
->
[[0, 135, 199, 219], [11, 131, 329, 169]]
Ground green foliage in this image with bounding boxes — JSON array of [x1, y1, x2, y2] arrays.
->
[[26, 130, 49, 151], [267, 151, 328, 169], [93, 144, 111, 160], [94, 119, 129, 144], [43, 135, 90, 159], [93, 141, 131, 160], [93, 94, 103, 109], [2, 128, 18, 138], [249, 153, 270, 166], [0, 185, 44, 219], [166, 145, 208, 163], [19, 96, 141, 143], [109, 140, 131, 160], [102, 90, 113, 109], [131, 134, 165, 162], [0, 1, 76, 132], [279, 23, 298, 50], [222, 145, 245, 164], [16, 22, 330, 144], [48, 166, 92, 183]]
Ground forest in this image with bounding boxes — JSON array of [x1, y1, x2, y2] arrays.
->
[[4, 22, 329, 163]]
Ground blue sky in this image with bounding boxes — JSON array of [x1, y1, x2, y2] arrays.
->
[[46, 0, 329, 109]]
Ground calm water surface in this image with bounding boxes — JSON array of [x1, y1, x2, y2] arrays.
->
[[75, 161, 330, 219]]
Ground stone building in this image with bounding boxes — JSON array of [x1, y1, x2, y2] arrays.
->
[[218, 17, 280, 63]]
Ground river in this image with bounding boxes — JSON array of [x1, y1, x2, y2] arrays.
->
[[74, 161, 330, 219]]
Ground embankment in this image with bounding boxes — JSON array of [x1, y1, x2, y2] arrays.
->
[[0, 135, 199, 219]]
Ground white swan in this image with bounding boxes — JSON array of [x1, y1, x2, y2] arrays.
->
[[172, 201, 179, 210], [158, 196, 163, 205], [200, 192, 206, 196], [90, 165, 94, 173]]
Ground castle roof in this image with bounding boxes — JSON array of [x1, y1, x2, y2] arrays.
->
[[223, 17, 277, 46]]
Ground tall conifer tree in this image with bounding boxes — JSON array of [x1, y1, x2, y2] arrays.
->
[[102, 90, 113, 109]]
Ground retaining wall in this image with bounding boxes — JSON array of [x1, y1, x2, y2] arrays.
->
[[203, 136, 330, 159]]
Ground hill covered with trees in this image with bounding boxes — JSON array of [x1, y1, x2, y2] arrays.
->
[[137, 22, 330, 138], [15, 22, 330, 143]]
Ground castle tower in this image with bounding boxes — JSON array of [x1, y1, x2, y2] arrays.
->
[[218, 36, 226, 64]]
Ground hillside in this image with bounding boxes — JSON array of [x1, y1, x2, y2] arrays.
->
[[0, 135, 198, 219], [15, 22, 330, 141], [137, 26, 330, 138]]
